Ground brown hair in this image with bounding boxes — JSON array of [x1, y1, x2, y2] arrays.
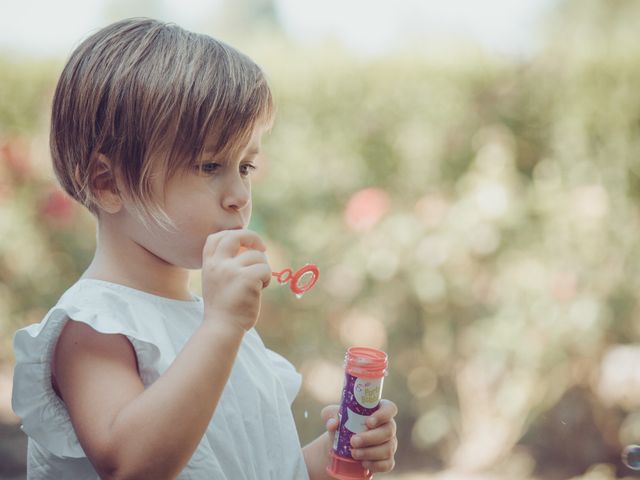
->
[[50, 17, 274, 226]]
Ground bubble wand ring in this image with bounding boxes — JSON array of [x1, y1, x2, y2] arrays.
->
[[237, 247, 319, 296], [272, 264, 319, 295]]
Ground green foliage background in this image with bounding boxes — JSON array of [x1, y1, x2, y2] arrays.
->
[[2, 1, 640, 478]]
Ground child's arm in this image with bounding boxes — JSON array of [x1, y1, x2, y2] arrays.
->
[[55, 317, 243, 479], [303, 401, 399, 480], [54, 230, 270, 480], [303, 429, 334, 480]]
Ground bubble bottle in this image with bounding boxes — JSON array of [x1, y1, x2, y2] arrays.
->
[[327, 347, 388, 480]]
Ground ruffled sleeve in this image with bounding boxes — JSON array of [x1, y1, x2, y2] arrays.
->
[[12, 296, 162, 458], [265, 349, 302, 405]]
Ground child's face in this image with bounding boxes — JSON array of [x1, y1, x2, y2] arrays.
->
[[120, 126, 264, 270]]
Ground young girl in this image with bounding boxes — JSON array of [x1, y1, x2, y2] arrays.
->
[[11, 17, 398, 480]]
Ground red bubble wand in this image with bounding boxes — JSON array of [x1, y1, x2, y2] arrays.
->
[[238, 246, 319, 296], [272, 264, 320, 296]]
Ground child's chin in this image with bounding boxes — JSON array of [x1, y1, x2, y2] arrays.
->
[[181, 258, 202, 270], [169, 252, 202, 270], [189, 256, 205, 270]]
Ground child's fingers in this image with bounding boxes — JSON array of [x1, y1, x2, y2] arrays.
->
[[321, 404, 340, 432], [204, 229, 266, 260], [351, 438, 398, 462], [320, 405, 340, 453], [365, 399, 398, 429], [350, 420, 396, 448], [235, 250, 269, 268], [244, 263, 272, 288]]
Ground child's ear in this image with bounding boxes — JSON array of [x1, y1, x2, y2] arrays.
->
[[90, 153, 123, 214]]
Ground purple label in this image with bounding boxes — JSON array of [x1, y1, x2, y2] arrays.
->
[[332, 372, 383, 459]]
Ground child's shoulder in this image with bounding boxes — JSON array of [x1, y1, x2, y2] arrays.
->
[[16, 279, 172, 345], [13, 278, 203, 371], [44, 278, 202, 336], [11, 278, 197, 457], [59, 278, 203, 314]]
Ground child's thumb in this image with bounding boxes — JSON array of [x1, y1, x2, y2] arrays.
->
[[321, 405, 340, 432]]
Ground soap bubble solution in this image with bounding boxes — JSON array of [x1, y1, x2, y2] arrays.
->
[[622, 444, 640, 470]]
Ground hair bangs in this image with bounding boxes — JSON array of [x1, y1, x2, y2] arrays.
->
[[164, 36, 275, 178]]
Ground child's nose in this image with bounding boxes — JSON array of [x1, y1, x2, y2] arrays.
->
[[222, 178, 250, 211]]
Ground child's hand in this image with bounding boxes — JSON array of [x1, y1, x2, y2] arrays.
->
[[321, 399, 398, 474], [201, 229, 271, 331]]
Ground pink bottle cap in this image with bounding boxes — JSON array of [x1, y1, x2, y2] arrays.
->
[[344, 347, 388, 379], [327, 451, 373, 480]]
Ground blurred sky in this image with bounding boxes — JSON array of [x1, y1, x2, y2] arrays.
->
[[0, 0, 559, 59]]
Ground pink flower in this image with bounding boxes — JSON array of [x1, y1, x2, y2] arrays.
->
[[1, 138, 32, 180], [344, 187, 389, 232], [40, 189, 75, 226]]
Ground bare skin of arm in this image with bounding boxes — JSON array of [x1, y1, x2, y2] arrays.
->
[[54, 317, 244, 480], [303, 431, 334, 480]]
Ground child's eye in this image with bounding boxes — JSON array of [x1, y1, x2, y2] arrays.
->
[[196, 162, 222, 175], [240, 163, 257, 177]]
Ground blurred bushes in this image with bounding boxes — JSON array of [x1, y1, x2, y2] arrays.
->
[[0, 56, 96, 368], [2, 0, 640, 478]]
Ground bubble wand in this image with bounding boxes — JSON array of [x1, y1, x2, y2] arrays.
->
[[237, 246, 319, 296], [272, 264, 319, 296]]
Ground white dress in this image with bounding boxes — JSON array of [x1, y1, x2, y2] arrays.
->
[[11, 279, 310, 480]]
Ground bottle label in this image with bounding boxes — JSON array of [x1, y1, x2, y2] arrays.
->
[[354, 377, 383, 408], [344, 407, 369, 434], [332, 372, 384, 459]]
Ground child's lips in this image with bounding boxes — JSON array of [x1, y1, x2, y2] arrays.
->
[[219, 225, 243, 231]]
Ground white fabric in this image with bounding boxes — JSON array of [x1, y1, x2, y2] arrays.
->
[[12, 279, 309, 480]]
